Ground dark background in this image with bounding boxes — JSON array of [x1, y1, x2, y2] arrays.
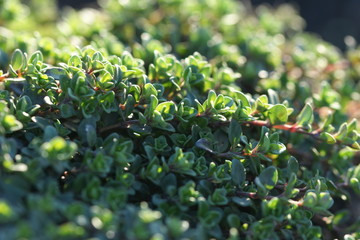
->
[[57, 0, 360, 50], [251, 0, 360, 50]]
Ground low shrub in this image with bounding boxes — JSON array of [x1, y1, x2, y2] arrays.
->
[[0, 0, 359, 239]]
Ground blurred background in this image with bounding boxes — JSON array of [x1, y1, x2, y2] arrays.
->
[[251, 0, 360, 51], [57, 0, 360, 51]]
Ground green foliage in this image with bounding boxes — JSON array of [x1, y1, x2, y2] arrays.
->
[[0, 0, 360, 239]]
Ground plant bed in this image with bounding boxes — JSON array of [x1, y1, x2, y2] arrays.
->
[[0, 0, 360, 239]]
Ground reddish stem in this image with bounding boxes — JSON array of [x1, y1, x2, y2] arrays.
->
[[241, 119, 356, 148], [0, 73, 9, 82]]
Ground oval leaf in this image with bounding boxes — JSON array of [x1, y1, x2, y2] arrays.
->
[[11, 49, 25, 71], [268, 104, 288, 125], [296, 103, 313, 126], [258, 166, 278, 190], [231, 159, 246, 186]]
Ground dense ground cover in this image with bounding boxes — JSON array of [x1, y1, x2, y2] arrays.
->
[[0, 0, 360, 239]]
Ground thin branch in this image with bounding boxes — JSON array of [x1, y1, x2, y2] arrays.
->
[[241, 120, 357, 149]]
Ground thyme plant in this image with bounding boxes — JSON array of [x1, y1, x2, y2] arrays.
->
[[0, 0, 359, 239]]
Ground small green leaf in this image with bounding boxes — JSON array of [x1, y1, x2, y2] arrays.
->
[[303, 191, 317, 207], [231, 159, 246, 186], [16, 95, 32, 111], [144, 83, 158, 100], [129, 124, 151, 135], [228, 119, 242, 148], [321, 112, 334, 130], [68, 55, 82, 67], [41, 137, 77, 162], [200, 210, 222, 228], [123, 94, 135, 118], [296, 103, 313, 127], [234, 91, 250, 108], [269, 142, 286, 155], [2, 114, 23, 132], [169, 148, 196, 175], [85, 124, 97, 147], [350, 178, 360, 194], [207, 90, 217, 108], [98, 91, 116, 113], [320, 132, 336, 144], [156, 101, 176, 115], [257, 132, 270, 152], [212, 94, 223, 109], [99, 71, 114, 89], [31, 116, 53, 129], [67, 88, 80, 101], [256, 95, 269, 112], [318, 191, 334, 209], [287, 157, 299, 176], [179, 181, 200, 206], [195, 138, 214, 153], [183, 66, 192, 84], [232, 197, 252, 207], [78, 119, 97, 146], [268, 104, 288, 125], [312, 208, 333, 217], [166, 217, 189, 237], [43, 126, 58, 142], [348, 119, 358, 132], [209, 188, 228, 205], [87, 151, 112, 174], [257, 153, 272, 162], [60, 104, 75, 118], [146, 95, 158, 118], [152, 111, 175, 132], [138, 207, 162, 224], [351, 141, 360, 150], [255, 177, 268, 197], [0, 200, 15, 223], [269, 132, 279, 142], [285, 173, 298, 198], [113, 64, 123, 83], [258, 95, 268, 105], [267, 89, 279, 104], [227, 214, 241, 228], [29, 50, 43, 64], [11, 49, 25, 71], [194, 99, 205, 114], [257, 166, 278, 190], [336, 123, 348, 141]]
